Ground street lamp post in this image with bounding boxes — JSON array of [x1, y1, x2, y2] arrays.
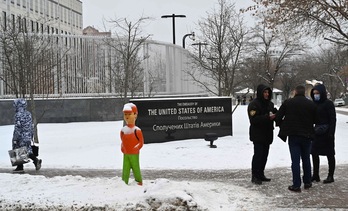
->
[[207, 57, 221, 96], [182, 32, 195, 49], [207, 57, 218, 69], [192, 42, 208, 59], [161, 14, 186, 45]]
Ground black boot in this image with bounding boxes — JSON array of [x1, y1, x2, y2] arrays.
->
[[251, 176, 262, 185], [35, 159, 42, 171], [323, 175, 334, 184], [311, 175, 320, 182], [260, 175, 271, 182], [325, 155, 335, 184], [304, 183, 312, 189], [13, 164, 24, 173], [288, 185, 301, 192], [30, 154, 42, 171]]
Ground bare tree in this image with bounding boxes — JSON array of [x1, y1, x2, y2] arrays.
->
[[103, 17, 151, 101], [275, 47, 348, 100], [239, 57, 265, 92], [276, 57, 314, 99], [248, 0, 348, 46], [0, 16, 70, 143], [246, 19, 307, 88], [187, 0, 249, 96], [315, 45, 348, 99]]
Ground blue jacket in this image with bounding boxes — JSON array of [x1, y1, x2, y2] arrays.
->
[[12, 99, 34, 155]]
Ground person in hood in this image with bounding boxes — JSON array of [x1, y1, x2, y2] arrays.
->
[[120, 103, 144, 185], [247, 84, 277, 185], [310, 83, 336, 184], [12, 98, 42, 173], [275, 85, 317, 192]]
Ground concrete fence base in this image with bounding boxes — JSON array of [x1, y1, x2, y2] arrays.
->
[[0, 98, 125, 126]]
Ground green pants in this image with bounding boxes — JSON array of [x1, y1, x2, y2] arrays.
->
[[122, 154, 142, 184]]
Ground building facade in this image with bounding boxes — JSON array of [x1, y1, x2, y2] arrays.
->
[[0, 33, 206, 98], [0, 1, 207, 98], [0, 0, 82, 35]]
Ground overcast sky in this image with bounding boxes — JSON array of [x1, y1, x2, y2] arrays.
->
[[82, 0, 255, 44]]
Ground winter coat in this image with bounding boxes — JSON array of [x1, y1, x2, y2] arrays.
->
[[12, 99, 34, 155], [120, 125, 144, 154], [276, 94, 317, 141], [310, 84, 336, 155], [247, 84, 276, 145]]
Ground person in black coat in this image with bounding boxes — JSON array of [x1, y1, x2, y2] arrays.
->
[[275, 85, 317, 192], [310, 83, 336, 183], [247, 84, 277, 185]]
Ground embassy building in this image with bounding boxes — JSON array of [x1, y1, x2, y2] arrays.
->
[[0, 0, 82, 35], [0, 1, 207, 98]]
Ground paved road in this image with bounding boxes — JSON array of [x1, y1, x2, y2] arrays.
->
[[336, 109, 348, 116], [1, 164, 347, 210]]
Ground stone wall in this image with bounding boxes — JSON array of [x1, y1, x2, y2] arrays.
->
[[0, 98, 125, 126]]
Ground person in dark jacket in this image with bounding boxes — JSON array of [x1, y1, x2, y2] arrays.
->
[[310, 83, 336, 184], [247, 84, 277, 185], [276, 85, 317, 192], [12, 98, 42, 173]]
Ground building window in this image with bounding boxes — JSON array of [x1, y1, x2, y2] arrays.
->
[[39, 0, 43, 14], [31, 20, 34, 32], [34, 0, 38, 13], [17, 16, 21, 31], [30, 0, 33, 11], [11, 14, 15, 29], [50, 1, 54, 18], [22, 17, 27, 32], [2, 11, 6, 30], [46, 1, 49, 17]]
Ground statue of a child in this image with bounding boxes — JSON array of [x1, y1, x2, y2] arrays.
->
[[120, 103, 143, 185]]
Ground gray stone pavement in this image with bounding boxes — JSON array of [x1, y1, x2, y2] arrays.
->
[[336, 109, 348, 116], [1, 164, 347, 210]]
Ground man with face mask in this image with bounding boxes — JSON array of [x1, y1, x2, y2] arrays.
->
[[310, 83, 337, 184]]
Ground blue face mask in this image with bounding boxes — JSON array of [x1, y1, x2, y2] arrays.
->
[[314, 94, 320, 101]]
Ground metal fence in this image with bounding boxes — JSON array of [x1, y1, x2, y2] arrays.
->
[[0, 34, 205, 99]]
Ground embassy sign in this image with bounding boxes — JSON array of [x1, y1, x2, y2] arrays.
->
[[130, 97, 232, 144]]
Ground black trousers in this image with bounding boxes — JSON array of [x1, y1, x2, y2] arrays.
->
[[252, 143, 270, 178], [312, 153, 336, 177]]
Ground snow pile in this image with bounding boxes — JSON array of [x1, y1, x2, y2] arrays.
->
[[0, 174, 273, 210]]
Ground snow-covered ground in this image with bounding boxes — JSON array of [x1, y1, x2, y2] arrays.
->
[[0, 105, 347, 210]]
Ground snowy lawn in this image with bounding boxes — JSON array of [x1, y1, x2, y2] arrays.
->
[[0, 105, 347, 210]]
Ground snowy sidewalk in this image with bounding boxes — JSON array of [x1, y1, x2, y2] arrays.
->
[[1, 106, 347, 210], [1, 164, 347, 210]]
